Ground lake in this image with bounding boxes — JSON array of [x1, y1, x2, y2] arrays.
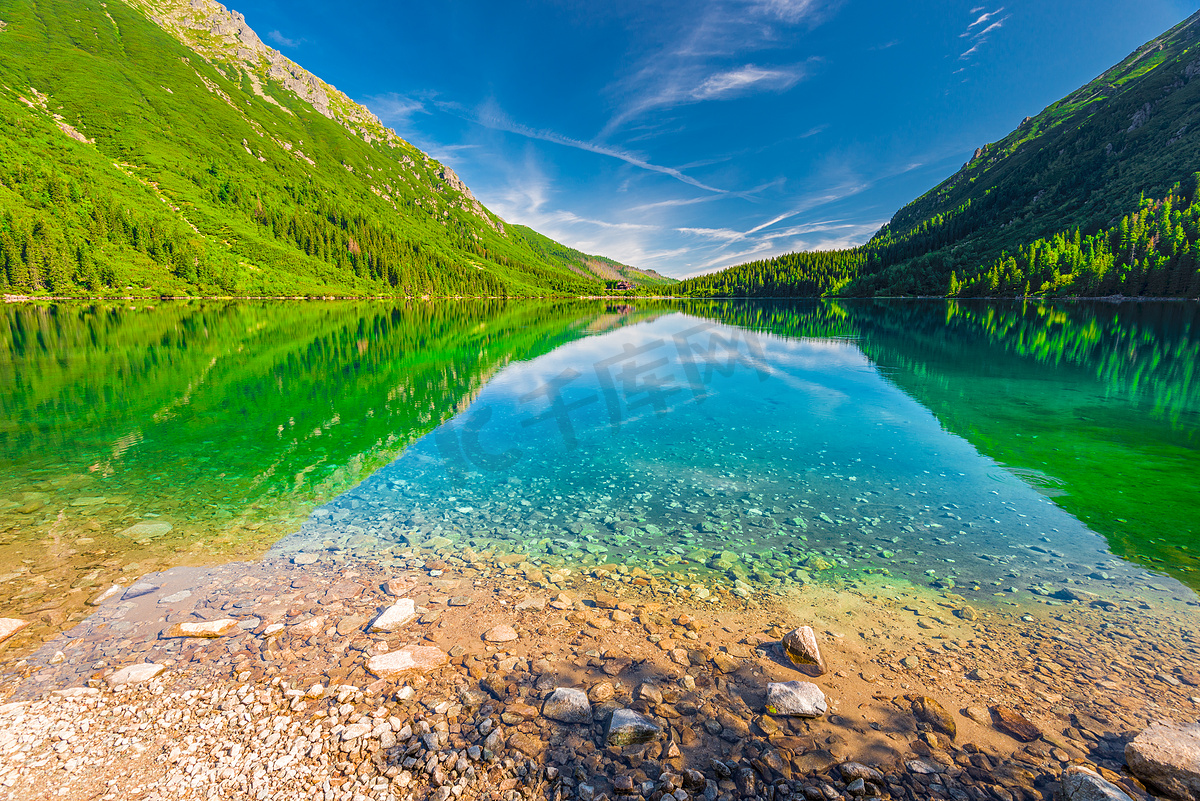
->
[[1, 298, 1199, 657]]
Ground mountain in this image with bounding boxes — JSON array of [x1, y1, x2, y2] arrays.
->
[[0, 0, 660, 297], [670, 10, 1200, 299]]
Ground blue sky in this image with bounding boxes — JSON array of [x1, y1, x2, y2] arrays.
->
[[236, 0, 1195, 278]]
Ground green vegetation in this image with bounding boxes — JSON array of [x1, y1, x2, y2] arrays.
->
[[0, 299, 644, 549], [668, 11, 1200, 299], [0, 0, 647, 297]]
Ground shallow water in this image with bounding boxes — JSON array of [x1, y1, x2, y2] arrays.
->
[[286, 303, 1196, 608], [2, 298, 1199, 656]]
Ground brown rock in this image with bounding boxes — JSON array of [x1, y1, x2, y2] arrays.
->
[[911, 696, 956, 740], [990, 706, 1043, 743]]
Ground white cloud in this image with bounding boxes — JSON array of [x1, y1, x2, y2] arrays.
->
[[471, 104, 729, 194], [266, 30, 301, 48], [365, 92, 427, 125], [958, 7, 1009, 60], [690, 65, 806, 100]]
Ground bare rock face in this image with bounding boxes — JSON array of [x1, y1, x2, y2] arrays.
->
[[781, 626, 827, 675], [366, 645, 448, 678], [1126, 722, 1200, 801], [1061, 765, 1134, 801]]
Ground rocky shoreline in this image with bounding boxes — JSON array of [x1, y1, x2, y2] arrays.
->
[[1, 549, 1199, 801]]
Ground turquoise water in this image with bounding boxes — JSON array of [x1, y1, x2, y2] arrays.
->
[[283, 307, 1187, 603]]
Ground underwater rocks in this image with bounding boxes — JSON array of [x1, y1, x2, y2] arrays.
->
[[369, 599, 417, 632], [910, 695, 957, 739], [365, 645, 448, 678], [604, 708, 660, 746]]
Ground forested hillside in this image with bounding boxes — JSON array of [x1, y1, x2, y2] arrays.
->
[[0, 0, 642, 297], [671, 10, 1200, 299]]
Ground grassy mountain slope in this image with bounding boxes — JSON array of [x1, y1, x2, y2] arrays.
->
[[670, 10, 1200, 299], [0, 0, 645, 297]]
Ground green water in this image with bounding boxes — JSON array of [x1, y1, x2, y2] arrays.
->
[[2, 298, 1198, 602]]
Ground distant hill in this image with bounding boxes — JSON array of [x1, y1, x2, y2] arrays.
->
[[669, 10, 1200, 299], [0, 0, 656, 297]]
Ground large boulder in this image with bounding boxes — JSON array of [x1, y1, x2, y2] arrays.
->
[[1126, 722, 1200, 801]]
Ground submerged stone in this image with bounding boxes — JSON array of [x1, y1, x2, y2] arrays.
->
[[366, 645, 448, 678], [911, 696, 957, 740], [605, 708, 660, 746]]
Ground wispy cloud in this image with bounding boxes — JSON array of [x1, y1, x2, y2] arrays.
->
[[957, 6, 1009, 61], [691, 65, 807, 100], [471, 104, 730, 194], [365, 92, 428, 125], [598, 1, 833, 138], [266, 30, 302, 48]]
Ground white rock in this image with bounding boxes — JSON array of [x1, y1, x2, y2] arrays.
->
[[341, 722, 373, 741], [293, 553, 319, 565], [366, 645, 448, 678], [86, 585, 123, 606], [542, 688, 591, 723], [0, 618, 28, 644], [119, 521, 173, 540], [765, 681, 828, 717], [1062, 765, 1134, 801], [163, 619, 239, 638], [371, 599, 417, 632], [108, 663, 165, 686]]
